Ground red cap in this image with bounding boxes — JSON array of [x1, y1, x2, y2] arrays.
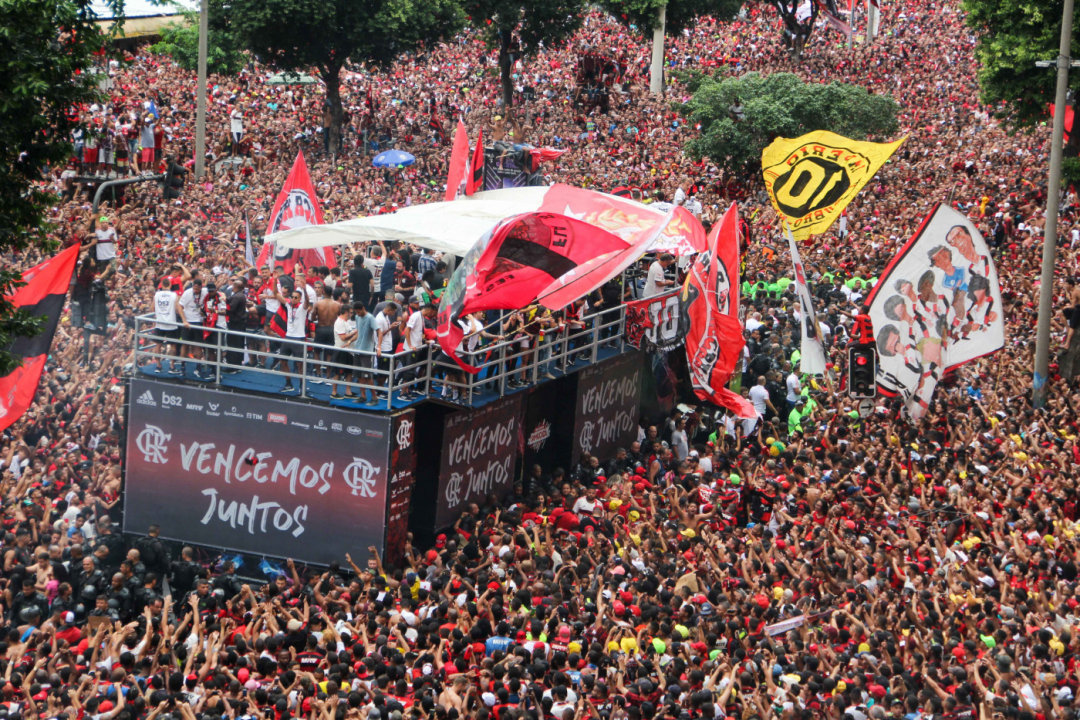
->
[[435, 533, 447, 548], [613, 601, 626, 616]]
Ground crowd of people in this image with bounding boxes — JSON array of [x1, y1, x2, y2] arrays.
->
[[4, 1, 1080, 719]]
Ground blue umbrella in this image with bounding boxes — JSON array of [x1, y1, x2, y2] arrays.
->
[[373, 149, 415, 168]]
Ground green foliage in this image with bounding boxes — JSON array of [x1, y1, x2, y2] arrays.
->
[[670, 67, 724, 95], [599, 0, 742, 38], [463, 0, 586, 106], [1063, 157, 1080, 188], [150, 4, 245, 76], [0, 0, 120, 375], [683, 72, 900, 178], [962, 0, 1080, 130]]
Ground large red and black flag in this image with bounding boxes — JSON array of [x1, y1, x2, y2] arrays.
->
[[436, 212, 627, 372], [0, 244, 80, 432], [466, 128, 485, 196]]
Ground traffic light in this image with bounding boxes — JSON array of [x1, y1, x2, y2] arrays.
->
[[847, 344, 877, 399], [160, 158, 187, 200]]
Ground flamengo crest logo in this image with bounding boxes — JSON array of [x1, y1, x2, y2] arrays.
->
[[343, 458, 380, 497], [527, 419, 551, 452], [396, 419, 413, 449], [136, 425, 170, 464]]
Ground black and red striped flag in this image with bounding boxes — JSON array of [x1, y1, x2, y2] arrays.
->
[[0, 244, 80, 432], [466, 128, 485, 195]]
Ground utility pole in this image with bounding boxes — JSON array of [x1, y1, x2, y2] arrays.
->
[[194, 0, 209, 179], [649, 4, 666, 95], [1032, 0, 1075, 407]]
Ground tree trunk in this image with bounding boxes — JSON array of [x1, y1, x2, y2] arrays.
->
[[649, 4, 667, 95], [322, 64, 345, 157], [499, 30, 514, 110]]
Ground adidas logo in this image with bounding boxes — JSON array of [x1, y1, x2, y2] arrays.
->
[[136, 390, 157, 407]]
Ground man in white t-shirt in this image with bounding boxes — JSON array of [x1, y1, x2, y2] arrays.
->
[[269, 270, 309, 394], [399, 302, 437, 400], [87, 216, 118, 266], [374, 302, 399, 400], [148, 278, 182, 375], [230, 106, 244, 155], [331, 305, 358, 400], [748, 376, 776, 418], [643, 254, 675, 297], [178, 278, 209, 377], [785, 369, 801, 415]]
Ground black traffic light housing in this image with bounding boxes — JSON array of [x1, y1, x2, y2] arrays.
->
[[160, 157, 187, 200], [847, 343, 877, 399]]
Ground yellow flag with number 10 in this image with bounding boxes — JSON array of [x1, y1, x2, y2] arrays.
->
[[762, 130, 906, 240]]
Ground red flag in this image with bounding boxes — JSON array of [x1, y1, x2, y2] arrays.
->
[[256, 152, 335, 272], [538, 210, 673, 310], [437, 212, 627, 372], [445, 119, 469, 201], [1049, 103, 1075, 144], [683, 204, 756, 419], [466, 128, 485, 195], [0, 245, 79, 433], [527, 147, 568, 172]]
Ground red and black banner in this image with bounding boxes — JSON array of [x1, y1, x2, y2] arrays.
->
[[124, 379, 394, 565], [435, 393, 524, 530], [384, 410, 417, 565], [572, 352, 642, 462], [445, 119, 469, 202], [0, 244, 80, 433], [466, 128, 485, 196]]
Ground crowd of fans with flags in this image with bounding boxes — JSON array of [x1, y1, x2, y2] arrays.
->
[[2, 1, 1080, 720]]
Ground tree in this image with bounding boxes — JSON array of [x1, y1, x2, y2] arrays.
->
[[229, 0, 465, 154], [151, 3, 246, 76], [464, 0, 586, 109], [683, 72, 900, 179], [599, 0, 743, 92], [962, 0, 1080, 179], [0, 0, 120, 375]]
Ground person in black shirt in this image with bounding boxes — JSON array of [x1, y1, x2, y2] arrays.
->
[[348, 254, 373, 309], [225, 277, 249, 370], [170, 546, 207, 595]]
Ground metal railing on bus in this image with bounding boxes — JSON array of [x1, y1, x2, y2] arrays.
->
[[132, 305, 627, 409]]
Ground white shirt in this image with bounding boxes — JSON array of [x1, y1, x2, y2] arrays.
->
[[94, 227, 117, 261], [671, 429, 688, 461], [230, 109, 243, 133], [375, 312, 394, 352], [572, 497, 598, 516], [404, 311, 425, 351], [334, 317, 355, 349], [786, 373, 801, 402], [643, 261, 667, 297], [284, 303, 306, 339], [153, 290, 179, 330], [673, 187, 687, 206], [366, 257, 386, 287], [458, 316, 483, 353], [262, 280, 282, 314], [179, 287, 207, 323], [749, 385, 770, 415]]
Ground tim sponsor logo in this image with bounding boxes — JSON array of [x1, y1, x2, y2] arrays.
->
[[267, 413, 287, 425], [246, 412, 263, 420]]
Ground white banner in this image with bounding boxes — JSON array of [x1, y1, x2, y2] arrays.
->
[[865, 204, 1004, 420], [786, 227, 828, 375]]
